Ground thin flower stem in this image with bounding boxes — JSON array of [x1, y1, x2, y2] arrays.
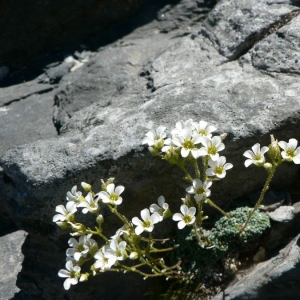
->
[[202, 156, 209, 181], [149, 246, 176, 253], [240, 164, 277, 232], [86, 228, 108, 242], [151, 237, 171, 243], [193, 159, 201, 179], [205, 198, 231, 218], [108, 204, 131, 228], [117, 262, 182, 279], [178, 163, 193, 182], [196, 199, 204, 227]]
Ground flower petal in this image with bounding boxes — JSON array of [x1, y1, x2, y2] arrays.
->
[[135, 226, 144, 235], [106, 183, 115, 195], [172, 213, 183, 221], [140, 208, 150, 221], [115, 185, 125, 195], [177, 221, 186, 229]]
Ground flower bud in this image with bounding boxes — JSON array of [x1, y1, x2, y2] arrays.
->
[[263, 162, 273, 171], [149, 146, 160, 156], [96, 214, 104, 225], [79, 273, 90, 282], [268, 135, 281, 162], [101, 178, 115, 191], [56, 221, 69, 229], [81, 182, 92, 192], [220, 133, 227, 141], [129, 252, 139, 260], [69, 222, 86, 234]]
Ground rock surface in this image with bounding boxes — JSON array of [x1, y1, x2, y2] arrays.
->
[[268, 206, 295, 222], [0, 0, 300, 299], [213, 234, 300, 300], [0, 230, 27, 300]]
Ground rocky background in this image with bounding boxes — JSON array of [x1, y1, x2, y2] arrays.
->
[[1, 0, 300, 299]]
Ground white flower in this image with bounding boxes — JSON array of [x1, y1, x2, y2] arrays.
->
[[171, 119, 193, 136], [77, 192, 99, 214], [66, 186, 84, 205], [149, 195, 169, 221], [94, 246, 116, 271], [198, 136, 225, 161], [206, 156, 233, 178], [96, 183, 125, 205], [66, 234, 97, 261], [172, 128, 202, 158], [278, 138, 300, 164], [105, 239, 127, 261], [142, 126, 167, 147], [186, 179, 212, 201], [67, 236, 89, 261], [192, 120, 217, 138], [53, 202, 77, 223], [132, 208, 161, 235], [243, 143, 269, 167], [172, 205, 196, 229], [58, 260, 81, 290]]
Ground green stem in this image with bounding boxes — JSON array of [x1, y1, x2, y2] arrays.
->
[[205, 198, 230, 218], [240, 164, 277, 232], [202, 156, 209, 181], [178, 163, 193, 182], [116, 263, 180, 278], [108, 204, 132, 228], [193, 159, 201, 179], [149, 246, 176, 253], [86, 228, 108, 242]]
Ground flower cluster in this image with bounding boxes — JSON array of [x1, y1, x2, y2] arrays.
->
[[54, 119, 300, 291], [243, 137, 300, 168], [54, 180, 183, 290], [143, 119, 224, 160], [239, 136, 300, 231], [143, 119, 233, 231]]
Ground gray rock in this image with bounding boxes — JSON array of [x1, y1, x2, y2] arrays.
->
[[200, 0, 300, 60], [0, 87, 58, 233], [251, 12, 300, 74], [0, 90, 58, 156], [263, 201, 300, 253], [37, 59, 75, 84], [213, 234, 300, 300], [268, 206, 295, 222], [0, 230, 27, 300], [0, 79, 53, 107]]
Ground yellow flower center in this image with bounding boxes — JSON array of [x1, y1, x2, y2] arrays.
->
[[110, 193, 119, 201], [183, 215, 192, 224], [143, 220, 151, 228], [215, 166, 224, 175], [208, 146, 217, 155], [253, 154, 262, 161], [77, 244, 85, 252], [183, 140, 194, 149], [286, 149, 295, 157], [196, 187, 205, 195], [70, 270, 77, 278]]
